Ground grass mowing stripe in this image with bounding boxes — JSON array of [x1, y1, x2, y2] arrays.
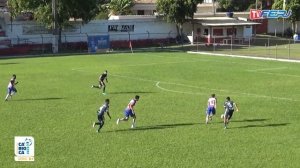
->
[[246, 67, 288, 72], [71, 68, 299, 102], [1, 52, 299, 167]]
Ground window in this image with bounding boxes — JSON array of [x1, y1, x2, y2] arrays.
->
[[203, 29, 208, 35], [213, 29, 223, 36], [137, 10, 144, 15], [227, 28, 236, 36], [203, 0, 213, 3], [197, 28, 201, 35]]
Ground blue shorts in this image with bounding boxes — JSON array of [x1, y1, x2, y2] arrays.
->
[[124, 108, 135, 118], [7, 87, 17, 94], [206, 106, 216, 116]]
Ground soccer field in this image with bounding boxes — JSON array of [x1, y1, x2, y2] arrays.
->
[[0, 52, 299, 167]]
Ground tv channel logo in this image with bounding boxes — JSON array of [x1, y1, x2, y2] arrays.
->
[[14, 136, 34, 161]]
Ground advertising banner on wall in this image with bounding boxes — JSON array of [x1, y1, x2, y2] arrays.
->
[[87, 35, 110, 53], [108, 25, 134, 32]]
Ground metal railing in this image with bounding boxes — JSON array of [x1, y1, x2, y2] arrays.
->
[[1, 33, 299, 60], [190, 35, 300, 60]]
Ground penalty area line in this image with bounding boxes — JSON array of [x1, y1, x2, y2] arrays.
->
[[155, 82, 299, 102], [72, 68, 299, 102], [188, 51, 300, 63], [246, 67, 287, 72], [155, 82, 207, 96]]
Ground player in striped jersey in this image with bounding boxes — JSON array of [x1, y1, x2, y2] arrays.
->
[[4, 74, 18, 101], [92, 99, 111, 132], [206, 94, 217, 124], [116, 95, 140, 128]]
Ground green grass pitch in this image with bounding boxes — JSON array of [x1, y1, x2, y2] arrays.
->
[[0, 52, 299, 167]]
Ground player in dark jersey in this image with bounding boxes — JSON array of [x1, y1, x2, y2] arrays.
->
[[92, 99, 111, 133], [5, 74, 18, 101], [223, 97, 239, 129], [91, 70, 108, 95]]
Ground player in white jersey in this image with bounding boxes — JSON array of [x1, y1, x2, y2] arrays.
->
[[206, 94, 217, 124], [116, 95, 140, 128], [5, 74, 18, 101], [92, 99, 111, 133]]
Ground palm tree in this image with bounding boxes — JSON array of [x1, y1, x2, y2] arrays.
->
[[107, 0, 134, 16]]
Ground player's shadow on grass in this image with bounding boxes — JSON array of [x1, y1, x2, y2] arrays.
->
[[216, 118, 270, 124], [109, 122, 199, 133], [233, 123, 290, 129], [13, 97, 64, 101], [0, 62, 20, 65], [231, 118, 270, 123], [109, 91, 156, 94]]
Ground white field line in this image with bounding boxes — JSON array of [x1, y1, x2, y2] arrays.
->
[[114, 60, 205, 67], [189, 51, 300, 78], [188, 51, 300, 63], [250, 71, 300, 78], [111, 74, 159, 83], [247, 67, 287, 72], [155, 82, 207, 96], [112, 74, 296, 102], [71, 68, 89, 72], [75, 53, 268, 69], [71, 60, 204, 69], [71, 68, 298, 102], [155, 81, 298, 102]]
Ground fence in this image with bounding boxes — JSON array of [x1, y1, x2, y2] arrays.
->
[[189, 35, 300, 60], [1, 33, 300, 61], [0, 32, 179, 56]]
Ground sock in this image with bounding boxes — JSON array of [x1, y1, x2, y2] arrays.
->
[[5, 94, 9, 100]]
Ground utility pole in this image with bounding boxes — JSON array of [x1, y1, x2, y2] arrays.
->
[[255, 0, 258, 9], [213, 0, 216, 16], [52, 0, 58, 53], [282, 0, 286, 36]]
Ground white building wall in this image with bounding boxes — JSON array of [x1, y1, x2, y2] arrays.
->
[[268, 19, 292, 34], [243, 26, 252, 38], [4, 19, 177, 45], [267, 19, 300, 34], [203, 0, 213, 3]]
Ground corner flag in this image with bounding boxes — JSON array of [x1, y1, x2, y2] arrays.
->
[[129, 41, 133, 53]]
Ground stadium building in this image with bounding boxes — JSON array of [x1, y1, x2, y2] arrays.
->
[[0, 0, 299, 55]]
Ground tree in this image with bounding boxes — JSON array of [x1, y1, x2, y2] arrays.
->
[[95, 0, 111, 19], [106, 0, 134, 16], [156, 0, 203, 41], [272, 0, 300, 34], [289, 3, 300, 33], [217, 0, 254, 12], [8, 0, 100, 50]]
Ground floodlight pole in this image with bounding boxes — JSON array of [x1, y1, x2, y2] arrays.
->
[[52, 0, 59, 53]]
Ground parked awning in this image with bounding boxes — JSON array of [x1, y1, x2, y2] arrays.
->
[[194, 17, 260, 27]]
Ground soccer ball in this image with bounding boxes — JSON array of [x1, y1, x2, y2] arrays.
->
[[220, 114, 224, 119]]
